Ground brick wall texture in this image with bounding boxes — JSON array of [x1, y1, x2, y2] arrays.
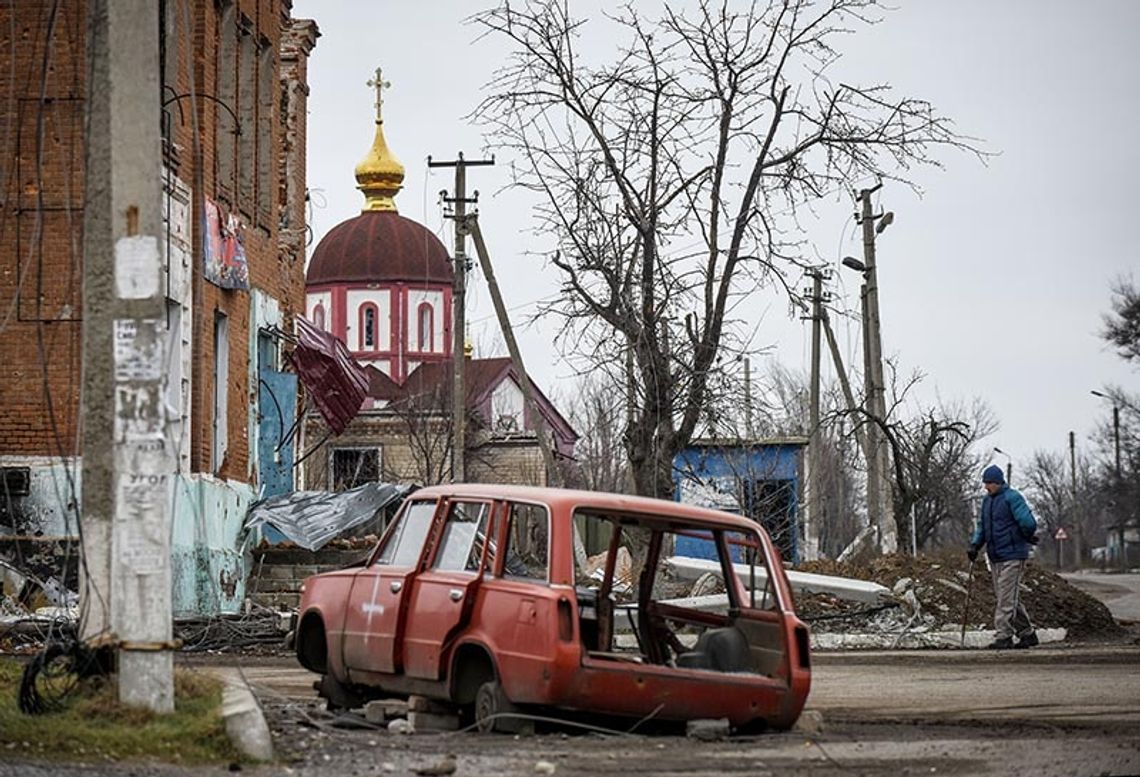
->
[[0, 1, 318, 489]]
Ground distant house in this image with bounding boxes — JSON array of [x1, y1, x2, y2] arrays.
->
[[672, 439, 807, 563]]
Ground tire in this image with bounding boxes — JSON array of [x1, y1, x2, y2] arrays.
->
[[474, 680, 530, 734]]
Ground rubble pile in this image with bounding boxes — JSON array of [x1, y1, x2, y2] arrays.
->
[[797, 552, 1122, 639]]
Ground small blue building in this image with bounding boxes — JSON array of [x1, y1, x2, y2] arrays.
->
[[673, 438, 807, 564]]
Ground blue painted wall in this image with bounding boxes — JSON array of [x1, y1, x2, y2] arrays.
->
[[673, 442, 804, 564]]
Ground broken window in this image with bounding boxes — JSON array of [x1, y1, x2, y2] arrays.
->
[[433, 502, 491, 573], [501, 502, 550, 581], [570, 511, 784, 676], [237, 16, 256, 211], [215, 0, 237, 199], [360, 304, 377, 349], [256, 37, 275, 224], [330, 447, 381, 492], [377, 500, 435, 567]]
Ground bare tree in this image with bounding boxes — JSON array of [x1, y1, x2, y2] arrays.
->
[[385, 382, 455, 486], [474, 0, 981, 498], [562, 374, 630, 494]]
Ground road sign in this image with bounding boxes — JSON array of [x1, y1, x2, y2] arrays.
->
[[1054, 527, 1069, 541]]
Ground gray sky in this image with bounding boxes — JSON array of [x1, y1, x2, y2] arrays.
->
[[293, 0, 1139, 468]]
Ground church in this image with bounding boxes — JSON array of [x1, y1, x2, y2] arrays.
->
[[299, 72, 576, 491]]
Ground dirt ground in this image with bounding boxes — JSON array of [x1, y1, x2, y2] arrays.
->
[[188, 639, 1140, 777]]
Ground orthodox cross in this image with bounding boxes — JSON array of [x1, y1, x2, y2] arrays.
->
[[366, 67, 390, 122]]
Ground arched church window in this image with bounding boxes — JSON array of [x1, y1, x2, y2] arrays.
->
[[312, 303, 326, 330], [417, 303, 434, 352], [361, 304, 377, 349]]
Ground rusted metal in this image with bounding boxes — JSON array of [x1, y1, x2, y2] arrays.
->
[[298, 484, 811, 730], [290, 315, 369, 435]]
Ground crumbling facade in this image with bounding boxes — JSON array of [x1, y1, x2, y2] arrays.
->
[[0, 1, 318, 615]]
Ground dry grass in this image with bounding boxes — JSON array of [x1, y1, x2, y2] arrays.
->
[[0, 658, 240, 764]]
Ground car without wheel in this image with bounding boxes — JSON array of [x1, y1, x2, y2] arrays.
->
[[294, 484, 811, 733]]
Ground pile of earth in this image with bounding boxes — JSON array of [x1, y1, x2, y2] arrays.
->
[[796, 551, 1122, 639]]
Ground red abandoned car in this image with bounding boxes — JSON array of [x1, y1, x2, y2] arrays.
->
[[295, 484, 811, 732]]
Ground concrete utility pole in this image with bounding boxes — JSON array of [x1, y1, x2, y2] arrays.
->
[[857, 186, 897, 554], [81, 0, 175, 712], [428, 152, 493, 483], [803, 269, 828, 561]]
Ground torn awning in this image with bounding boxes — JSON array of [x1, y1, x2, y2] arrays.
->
[[244, 482, 414, 551], [290, 315, 369, 435]]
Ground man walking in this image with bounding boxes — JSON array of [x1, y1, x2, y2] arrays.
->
[[968, 465, 1040, 649]]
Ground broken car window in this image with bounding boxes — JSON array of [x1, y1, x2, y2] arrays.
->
[[376, 501, 435, 567], [501, 502, 550, 581], [434, 502, 491, 573]]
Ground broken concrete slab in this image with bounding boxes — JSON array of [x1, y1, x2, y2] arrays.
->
[[793, 709, 825, 736], [365, 699, 409, 724], [665, 555, 893, 604], [686, 718, 730, 741], [408, 711, 460, 732], [812, 627, 1066, 650]]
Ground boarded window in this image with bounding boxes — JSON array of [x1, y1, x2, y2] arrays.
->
[[237, 17, 256, 211], [330, 447, 381, 491], [417, 303, 433, 352], [215, 0, 237, 198], [256, 38, 275, 224]]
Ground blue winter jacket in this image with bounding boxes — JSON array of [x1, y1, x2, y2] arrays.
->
[[970, 485, 1038, 562]]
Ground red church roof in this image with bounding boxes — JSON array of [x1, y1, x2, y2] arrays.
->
[[306, 211, 453, 286]]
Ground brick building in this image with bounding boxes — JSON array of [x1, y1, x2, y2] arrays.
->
[[299, 87, 576, 490], [0, 1, 318, 614]]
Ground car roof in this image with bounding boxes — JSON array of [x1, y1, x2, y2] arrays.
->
[[408, 483, 763, 532]]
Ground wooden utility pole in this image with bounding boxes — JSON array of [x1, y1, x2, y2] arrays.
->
[[428, 152, 493, 483], [857, 186, 897, 553], [822, 312, 869, 463], [803, 270, 827, 561], [81, 0, 174, 712]]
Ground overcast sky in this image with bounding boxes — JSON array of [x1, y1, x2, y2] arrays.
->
[[293, 0, 1138, 469]]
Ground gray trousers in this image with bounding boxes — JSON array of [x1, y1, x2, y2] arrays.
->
[[991, 559, 1034, 640]]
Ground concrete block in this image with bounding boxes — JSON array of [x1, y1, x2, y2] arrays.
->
[[686, 718, 730, 742], [793, 710, 824, 736], [365, 699, 408, 724], [388, 718, 412, 735], [408, 710, 460, 732], [408, 694, 453, 714]]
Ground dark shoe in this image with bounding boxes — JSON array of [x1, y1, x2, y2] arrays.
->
[[1015, 632, 1039, 649], [986, 637, 1015, 650]]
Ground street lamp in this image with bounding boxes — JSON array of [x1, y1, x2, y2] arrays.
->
[[841, 256, 867, 273], [1092, 390, 1125, 570], [1090, 391, 1121, 479], [993, 447, 1013, 485]]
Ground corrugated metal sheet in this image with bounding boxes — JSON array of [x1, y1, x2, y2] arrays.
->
[[290, 316, 370, 435], [244, 482, 413, 551]]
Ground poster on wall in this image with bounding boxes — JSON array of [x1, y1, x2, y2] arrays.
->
[[203, 198, 250, 290]]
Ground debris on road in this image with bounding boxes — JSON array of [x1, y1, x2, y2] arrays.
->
[[686, 718, 730, 741], [798, 552, 1123, 639]]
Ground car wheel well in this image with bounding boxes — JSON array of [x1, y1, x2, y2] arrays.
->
[[450, 643, 496, 706], [297, 612, 328, 674]]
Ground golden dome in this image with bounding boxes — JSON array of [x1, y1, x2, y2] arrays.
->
[[354, 68, 404, 212]]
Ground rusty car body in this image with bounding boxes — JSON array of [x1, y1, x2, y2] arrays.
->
[[295, 484, 811, 732]]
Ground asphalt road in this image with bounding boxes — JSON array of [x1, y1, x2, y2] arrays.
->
[[1, 645, 1137, 777], [1063, 571, 1140, 622]]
